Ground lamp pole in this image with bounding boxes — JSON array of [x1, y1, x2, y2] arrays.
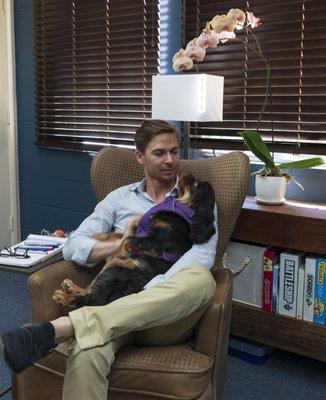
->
[[182, 121, 190, 159]]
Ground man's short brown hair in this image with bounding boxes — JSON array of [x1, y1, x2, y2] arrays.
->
[[134, 120, 179, 153]]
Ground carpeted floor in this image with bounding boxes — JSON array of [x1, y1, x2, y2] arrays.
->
[[1, 269, 325, 400], [0, 270, 30, 400], [223, 349, 326, 400]]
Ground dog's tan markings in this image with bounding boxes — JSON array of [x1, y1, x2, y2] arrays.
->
[[151, 217, 169, 230], [110, 257, 138, 269], [53, 290, 74, 307], [120, 237, 134, 255], [53, 290, 83, 307], [138, 249, 156, 257], [61, 279, 89, 295], [177, 173, 197, 206], [91, 232, 123, 242]]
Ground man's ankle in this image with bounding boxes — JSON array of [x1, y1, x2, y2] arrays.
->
[[51, 316, 75, 344]]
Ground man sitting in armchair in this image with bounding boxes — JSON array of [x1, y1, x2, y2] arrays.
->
[[1, 119, 218, 400]]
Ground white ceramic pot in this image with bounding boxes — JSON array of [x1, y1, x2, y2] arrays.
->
[[255, 175, 287, 205]]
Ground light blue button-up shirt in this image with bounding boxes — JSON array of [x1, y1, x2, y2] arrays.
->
[[63, 178, 218, 289]]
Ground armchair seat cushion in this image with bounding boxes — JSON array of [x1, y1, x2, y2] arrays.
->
[[35, 341, 213, 399]]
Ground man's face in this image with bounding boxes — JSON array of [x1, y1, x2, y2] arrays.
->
[[135, 133, 180, 184]]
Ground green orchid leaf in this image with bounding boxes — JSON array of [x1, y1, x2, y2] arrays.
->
[[278, 157, 325, 170], [238, 130, 275, 169]]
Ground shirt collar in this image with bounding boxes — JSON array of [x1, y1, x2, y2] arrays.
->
[[130, 176, 179, 198]]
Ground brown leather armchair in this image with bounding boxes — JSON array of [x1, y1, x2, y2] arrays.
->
[[12, 147, 250, 400]]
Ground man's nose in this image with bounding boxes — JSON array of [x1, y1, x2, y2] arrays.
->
[[164, 152, 173, 164]]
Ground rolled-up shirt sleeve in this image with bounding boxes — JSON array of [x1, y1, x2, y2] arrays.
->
[[144, 204, 218, 289], [62, 193, 117, 267]]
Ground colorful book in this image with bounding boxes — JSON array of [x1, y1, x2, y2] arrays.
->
[[279, 251, 305, 318], [272, 263, 280, 313], [303, 255, 316, 322], [296, 262, 305, 319], [263, 247, 281, 312], [313, 258, 326, 325]]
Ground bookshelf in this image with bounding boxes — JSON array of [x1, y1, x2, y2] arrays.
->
[[230, 196, 326, 362]]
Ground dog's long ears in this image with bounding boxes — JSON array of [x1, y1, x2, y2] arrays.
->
[[189, 181, 216, 244]]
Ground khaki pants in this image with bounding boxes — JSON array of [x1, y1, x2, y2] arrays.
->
[[63, 266, 216, 400]]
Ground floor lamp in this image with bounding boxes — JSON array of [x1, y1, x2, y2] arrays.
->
[[151, 74, 224, 158]]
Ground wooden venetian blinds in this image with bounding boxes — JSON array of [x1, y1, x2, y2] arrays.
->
[[184, 0, 326, 155], [34, 0, 160, 151]]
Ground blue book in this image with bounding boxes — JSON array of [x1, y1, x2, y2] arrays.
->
[[313, 258, 326, 325], [272, 264, 280, 313]]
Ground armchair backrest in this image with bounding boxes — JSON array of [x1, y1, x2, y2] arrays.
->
[[90, 146, 250, 267]]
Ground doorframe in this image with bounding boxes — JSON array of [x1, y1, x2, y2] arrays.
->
[[5, 0, 20, 243]]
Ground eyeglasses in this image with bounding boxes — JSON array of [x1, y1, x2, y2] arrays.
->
[[0, 246, 30, 259]]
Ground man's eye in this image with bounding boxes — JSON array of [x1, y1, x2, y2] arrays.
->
[[154, 151, 163, 156]]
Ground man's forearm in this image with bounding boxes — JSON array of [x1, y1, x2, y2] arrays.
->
[[87, 238, 122, 264], [87, 216, 141, 264]]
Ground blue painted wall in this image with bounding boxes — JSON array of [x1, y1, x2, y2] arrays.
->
[[14, 0, 325, 241], [15, 0, 96, 239]]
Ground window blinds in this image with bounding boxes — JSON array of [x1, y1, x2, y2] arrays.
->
[[34, 0, 160, 151], [184, 0, 326, 155]]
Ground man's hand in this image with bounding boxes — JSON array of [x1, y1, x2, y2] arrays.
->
[[122, 215, 142, 240], [87, 237, 122, 264], [87, 215, 142, 265]]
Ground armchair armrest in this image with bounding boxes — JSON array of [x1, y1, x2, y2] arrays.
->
[[28, 260, 99, 323], [195, 267, 232, 355], [194, 267, 233, 400]]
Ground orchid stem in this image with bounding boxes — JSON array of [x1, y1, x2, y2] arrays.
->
[[267, 49, 275, 161]]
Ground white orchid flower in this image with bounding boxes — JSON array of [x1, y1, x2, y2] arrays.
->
[[172, 49, 194, 72], [227, 8, 246, 30], [184, 39, 206, 62], [210, 15, 237, 34], [196, 23, 219, 49], [246, 12, 262, 28], [218, 30, 236, 43]]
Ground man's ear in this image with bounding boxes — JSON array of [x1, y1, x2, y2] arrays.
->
[[135, 150, 145, 165]]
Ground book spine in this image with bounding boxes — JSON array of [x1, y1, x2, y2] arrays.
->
[[296, 263, 305, 319], [279, 252, 300, 318], [263, 249, 273, 312], [313, 259, 326, 325], [303, 257, 316, 322], [272, 263, 280, 313], [263, 248, 280, 312]]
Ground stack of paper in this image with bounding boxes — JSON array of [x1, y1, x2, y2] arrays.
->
[[1, 234, 68, 268]]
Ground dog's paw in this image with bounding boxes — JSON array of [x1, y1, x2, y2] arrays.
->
[[61, 279, 74, 293], [53, 290, 75, 307]]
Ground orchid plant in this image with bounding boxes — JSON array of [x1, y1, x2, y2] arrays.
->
[[172, 8, 325, 187], [173, 9, 261, 72]]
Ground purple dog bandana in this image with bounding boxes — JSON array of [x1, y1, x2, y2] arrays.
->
[[136, 197, 194, 237], [135, 197, 195, 262]]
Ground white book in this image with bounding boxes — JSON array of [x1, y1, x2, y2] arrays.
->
[[296, 262, 305, 319], [303, 255, 316, 322], [279, 250, 305, 318], [26, 234, 67, 246], [224, 241, 268, 307]]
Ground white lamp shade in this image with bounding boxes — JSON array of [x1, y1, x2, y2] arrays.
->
[[151, 74, 224, 122]]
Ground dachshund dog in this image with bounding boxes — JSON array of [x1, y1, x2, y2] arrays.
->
[[53, 174, 216, 309]]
